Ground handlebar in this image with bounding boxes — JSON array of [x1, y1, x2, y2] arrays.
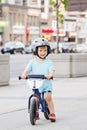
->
[[19, 74, 53, 80], [28, 75, 46, 79]]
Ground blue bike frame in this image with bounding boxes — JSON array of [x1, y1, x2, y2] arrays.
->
[[32, 88, 47, 112]]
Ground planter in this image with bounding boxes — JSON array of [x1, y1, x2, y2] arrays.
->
[[48, 53, 87, 78], [0, 54, 10, 86]]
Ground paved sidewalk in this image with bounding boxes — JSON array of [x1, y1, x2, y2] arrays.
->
[[0, 77, 87, 115], [0, 77, 87, 129], [0, 78, 28, 114]]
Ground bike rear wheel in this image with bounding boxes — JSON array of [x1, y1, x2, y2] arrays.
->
[[30, 98, 37, 125]]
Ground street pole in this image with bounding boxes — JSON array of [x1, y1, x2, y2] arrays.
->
[[56, 0, 59, 53]]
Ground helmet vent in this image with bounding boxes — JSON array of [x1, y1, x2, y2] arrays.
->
[[35, 40, 38, 43], [42, 39, 44, 41]]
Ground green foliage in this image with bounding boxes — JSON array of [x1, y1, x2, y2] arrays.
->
[[58, 14, 64, 24], [60, 0, 69, 9], [49, 0, 69, 23]]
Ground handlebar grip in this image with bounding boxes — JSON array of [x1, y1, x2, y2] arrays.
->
[[26, 76, 28, 79], [19, 76, 21, 80], [44, 76, 53, 80], [50, 76, 53, 80], [18, 76, 28, 80]]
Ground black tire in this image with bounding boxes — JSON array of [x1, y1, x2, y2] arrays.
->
[[13, 50, 16, 54], [21, 49, 25, 54], [30, 98, 37, 125], [28, 95, 33, 113], [44, 99, 50, 120]]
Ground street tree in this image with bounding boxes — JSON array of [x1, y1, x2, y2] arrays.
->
[[49, 0, 69, 53], [49, 0, 69, 23]]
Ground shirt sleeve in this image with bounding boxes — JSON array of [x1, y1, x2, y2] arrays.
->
[[25, 59, 33, 73], [49, 60, 55, 72]]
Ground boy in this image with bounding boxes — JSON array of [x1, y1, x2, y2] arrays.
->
[[21, 37, 56, 122]]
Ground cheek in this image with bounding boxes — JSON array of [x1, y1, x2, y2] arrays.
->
[[45, 50, 48, 54], [38, 51, 42, 55], [43, 51, 47, 54]]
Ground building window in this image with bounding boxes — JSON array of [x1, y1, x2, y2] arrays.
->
[[13, 13, 16, 25], [41, 7, 44, 12], [30, 0, 37, 5], [9, 13, 15, 26], [29, 16, 32, 26], [0, 8, 2, 17], [41, 0, 44, 5], [9, 13, 12, 26], [49, 7, 52, 13], [21, 14, 24, 25], [5, 0, 8, 3], [23, 0, 27, 6], [15, 0, 22, 5]]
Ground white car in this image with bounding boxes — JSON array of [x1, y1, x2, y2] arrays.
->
[[1, 41, 25, 54], [59, 42, 76, 53], [49, 42, 57, 53], [25, 45, 33, 54], [75, 44, 87, 53]]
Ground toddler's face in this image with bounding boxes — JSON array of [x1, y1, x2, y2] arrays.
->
[[38, 46, 48, 59]]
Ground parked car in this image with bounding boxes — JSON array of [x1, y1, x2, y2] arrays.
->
[[25, 44, 33, 54], [59, 42, 76, 53], [1, 41, 25, 54], [49, 42, 76, 53], [75, 44, 87, 53], [49, 42, 57, 53]]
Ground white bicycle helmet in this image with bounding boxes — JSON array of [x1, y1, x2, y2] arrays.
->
[[32, 37, 51, 55]]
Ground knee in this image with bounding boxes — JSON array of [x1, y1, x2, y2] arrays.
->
[[44, 93, 52, 102]]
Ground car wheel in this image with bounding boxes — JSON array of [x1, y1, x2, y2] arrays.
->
[[21, 50, 25, 54], [1, 51, 4, 54], [13, 50, 16, 54]]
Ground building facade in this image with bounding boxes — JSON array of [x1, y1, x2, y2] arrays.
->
[[1, 0, 87, 45], [0, 0, 41, 44], [68, 0, 87, 12], [66, 0, 87, 43]]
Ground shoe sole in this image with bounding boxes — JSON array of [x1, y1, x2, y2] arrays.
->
[[50, 119, 56, 122]]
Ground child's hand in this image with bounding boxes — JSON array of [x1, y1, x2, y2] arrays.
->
[[46, 70, 54, 80], [46, 76, 53, 80], [21, 70, 28, 79], [21, 75, 27, 79]]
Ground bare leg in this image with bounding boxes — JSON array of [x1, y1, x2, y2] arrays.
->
[[44, 92, 56, 122], [44, 92, 55, 114]]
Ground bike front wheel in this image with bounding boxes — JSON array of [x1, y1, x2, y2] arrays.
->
[[30, 98, 37, 125], [43, 99, 50, 120]]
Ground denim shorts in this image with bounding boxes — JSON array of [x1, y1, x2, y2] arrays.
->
[[39, 80, 52, 93]]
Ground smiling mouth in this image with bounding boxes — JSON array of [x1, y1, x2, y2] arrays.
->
[[41, 55, 45, 57]]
